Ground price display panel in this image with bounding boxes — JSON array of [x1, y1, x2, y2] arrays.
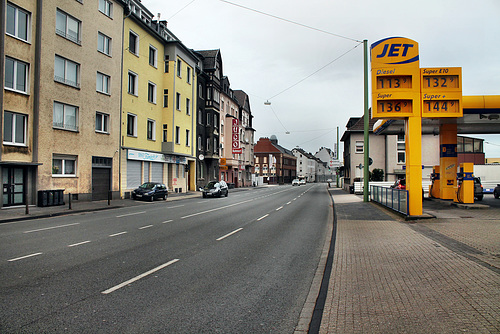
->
[[377, 76, 412, 89], [422, 100, 460, 115], [422, 75, 459, 89], [421, 67, 462, 117], [377, 100, 413, 114]]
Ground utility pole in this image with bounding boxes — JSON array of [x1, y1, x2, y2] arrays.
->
[[363, 40, 370, 202]]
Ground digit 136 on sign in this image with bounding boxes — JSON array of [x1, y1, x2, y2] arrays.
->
[[377, 100, 412, 113]]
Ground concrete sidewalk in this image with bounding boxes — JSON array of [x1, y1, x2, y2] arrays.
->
[[319, 188, 500, 333], [0, 191, 200, 224]]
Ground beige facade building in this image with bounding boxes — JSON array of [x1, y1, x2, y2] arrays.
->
[[1, 0, 125, 207]]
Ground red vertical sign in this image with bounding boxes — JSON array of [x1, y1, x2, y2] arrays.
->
[[232, 118, 242, 154]]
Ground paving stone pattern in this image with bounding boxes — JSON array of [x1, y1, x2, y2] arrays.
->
[[320, 190, 500, 333]]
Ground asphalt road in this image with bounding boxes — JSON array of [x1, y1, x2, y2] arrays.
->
[[0, 184, 331, 333]]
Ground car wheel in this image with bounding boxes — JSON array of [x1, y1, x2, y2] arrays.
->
[[149, 196, 154, 202], [202, 193, 207, 198], [225, 191, 228, 197], [476, 195, 483, 201], [494, 191, 499, 199]]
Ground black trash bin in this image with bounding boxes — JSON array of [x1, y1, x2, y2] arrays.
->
[[38, 189, 65, 207]]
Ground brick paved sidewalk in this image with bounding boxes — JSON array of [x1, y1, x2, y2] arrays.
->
[[319, 189, 500, 333]]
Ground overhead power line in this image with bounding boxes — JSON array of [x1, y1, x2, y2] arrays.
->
[[218, 0, 362, 43], [267, 42, 362, 101]]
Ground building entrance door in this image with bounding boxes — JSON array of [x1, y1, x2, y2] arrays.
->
[[2, 167, 25, 207]]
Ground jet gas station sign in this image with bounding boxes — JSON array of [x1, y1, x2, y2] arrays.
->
[[371, 37, 464, 216], [371, 37, 421, 119]]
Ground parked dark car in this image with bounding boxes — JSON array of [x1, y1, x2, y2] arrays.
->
[[494, 184, 500, 199], [131, 182, 168, 201], [391, 179, 406, 190], [201, 180, 228, 198], [474, 177, 483, 201]]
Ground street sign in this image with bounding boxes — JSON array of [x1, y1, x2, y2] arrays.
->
[[421, 67, 462, 118], [220, 158, 226, 165], [371, 37, 421, 119], [219, 166, 228, 170], [232, 119, 242, 154]]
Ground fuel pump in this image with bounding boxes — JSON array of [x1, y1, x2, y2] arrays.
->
[[454, 163, 474, 204], [429, 165, 440, 198]]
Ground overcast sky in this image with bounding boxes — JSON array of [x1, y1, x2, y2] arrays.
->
[[141, 0, 500, 158]]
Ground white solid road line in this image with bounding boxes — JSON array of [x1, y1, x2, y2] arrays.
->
[[68, 240, 91, 247], [23, 222, 80, 234], [216, 228, 243, 241], [8, 252, 43, 262], [116, 211, 146, 218], [101, 259, 180, 294], [109, 231, 128, 237]]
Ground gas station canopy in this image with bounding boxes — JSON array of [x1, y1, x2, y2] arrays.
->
[[374, 95, 500, 135]]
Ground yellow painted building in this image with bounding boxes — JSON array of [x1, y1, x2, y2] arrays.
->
[[121, 1, 198, 197]]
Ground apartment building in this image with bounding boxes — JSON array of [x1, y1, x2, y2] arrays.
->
[[254, 136, 296, 184], [292, 148, 317, 182], [234, 90, 255, 187], [219, 76, 242, 186], [121, 0, 198, 196], [193, 49, 222, 189], [1, 0, 125, 207]]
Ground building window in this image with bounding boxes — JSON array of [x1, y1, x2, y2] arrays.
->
[[214, 138, 218, 153], [198, 84, 203, 99], [162, 124, 168, 142], [128, 71, 138, 95], [149, 45, 157, 67], [98, 32, 111, 56], [176, 59, 182, 77], [3, 111, 27, 146], [52, 155, 76, 176], [176, 93, 181, 110], [355, 141, 364, 154], [4, 57, 28, 94], [6, 3, 30, 42], [148, 82, 156, 104], [198, 136, 202, 150], [198, 108, 203, 124], [99, 0, 113, 17], [127, 113, 137, 137], [397, 134, 405, 164], [53, 102, 78, 131], [163, 89, 168, 108], [186, 129, 190, 146], [56, 9, 81, 44], [147, 119, 156, 140], [95, 112, 109, 133], [214, 114, 218, 127], [187, 67, 191, 84], [54, 55, 79, 88], [96, 72, 110, 94], [175, 126, 180, 144], [206, 113, 211, 125], [129, 30, 139, 55], [186, 98, 190, 115]]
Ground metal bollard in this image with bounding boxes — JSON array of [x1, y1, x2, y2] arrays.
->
[[68, 193, 72, 210], [108, 191, 111, 205]]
